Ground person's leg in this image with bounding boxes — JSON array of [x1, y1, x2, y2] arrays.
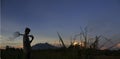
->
[[24, 51, 29, 59], [24, 52, 27, 59], [26, 49, 31, 59], [28, 51, 31, 59]]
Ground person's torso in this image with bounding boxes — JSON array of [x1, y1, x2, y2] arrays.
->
[[23, 35, 31, 49]]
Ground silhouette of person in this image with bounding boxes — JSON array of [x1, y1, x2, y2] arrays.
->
[[23, 27, 34, 59]]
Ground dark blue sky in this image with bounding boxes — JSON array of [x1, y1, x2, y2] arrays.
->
[[1, 0, 120, 48]]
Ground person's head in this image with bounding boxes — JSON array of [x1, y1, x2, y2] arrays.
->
[[25, 27, 30, 35]]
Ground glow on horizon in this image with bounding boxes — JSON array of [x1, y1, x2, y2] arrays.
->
[[116, 43, 120, 48], [0, 34, 71, 49]]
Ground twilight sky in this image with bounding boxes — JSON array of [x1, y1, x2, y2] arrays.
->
[[1, 0, 120, 48]]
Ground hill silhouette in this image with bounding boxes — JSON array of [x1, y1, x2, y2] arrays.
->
[[32, 43, 58, 50]]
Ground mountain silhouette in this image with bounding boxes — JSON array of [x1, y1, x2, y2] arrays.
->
[[32, 43, 58, 50]]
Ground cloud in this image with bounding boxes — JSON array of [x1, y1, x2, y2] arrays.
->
[[0, 34, 23, 48]]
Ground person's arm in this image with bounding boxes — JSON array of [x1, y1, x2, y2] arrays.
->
[[29, 35, 34, 43]]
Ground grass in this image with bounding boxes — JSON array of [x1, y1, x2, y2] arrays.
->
[[1, 48, 120, 59]]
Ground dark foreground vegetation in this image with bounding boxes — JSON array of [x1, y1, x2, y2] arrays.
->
[[1, 47, 120, 59]]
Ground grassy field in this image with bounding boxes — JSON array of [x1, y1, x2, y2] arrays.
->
[[1, 48, 120, 59]]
